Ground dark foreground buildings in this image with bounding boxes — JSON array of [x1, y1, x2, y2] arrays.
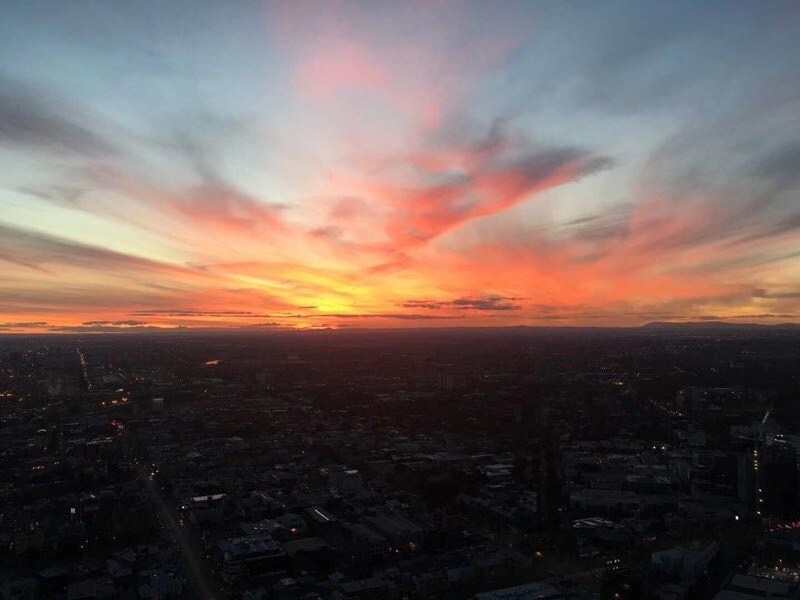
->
[[2, 324, 800, 598]]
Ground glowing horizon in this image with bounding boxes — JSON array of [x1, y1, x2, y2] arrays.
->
[[2, 1, 800, 333]]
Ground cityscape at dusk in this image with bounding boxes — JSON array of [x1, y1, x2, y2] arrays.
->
[[2, 1, 800, 332], [5, 3, 800, 600]]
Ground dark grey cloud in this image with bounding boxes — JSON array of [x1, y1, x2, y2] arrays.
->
[[129, 309, 280, 318], [0, 222, 184, 274], [752, 289, 800, 300], [323, 313, 464, 320], [403, 295, 522, 311], [425, 117, 615, 187], [552, 204, 634, 263], [0, 77, 116, 157], [0, 286, 171, 314], [507, 148, 614, 183], [629, 62, 800, 257], [48, 324, 168, 333], [13, 184, 87, 206], [750, 141, 800, 189], [528, 1, 794, 116], [82, 320, 148, 327], [729, 212, 800, 247], [1, 78, 284, 243]]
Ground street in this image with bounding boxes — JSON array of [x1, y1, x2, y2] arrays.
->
[[137, 465, 226, 600]]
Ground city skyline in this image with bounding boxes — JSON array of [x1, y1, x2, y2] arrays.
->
[[2, 1, 800, 332]]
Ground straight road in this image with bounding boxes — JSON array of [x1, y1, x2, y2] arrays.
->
[[137, 465, 226, 599], [113, 419, 225, 598]]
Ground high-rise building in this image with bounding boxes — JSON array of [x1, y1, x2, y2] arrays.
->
[[759, 442, 798, 518]]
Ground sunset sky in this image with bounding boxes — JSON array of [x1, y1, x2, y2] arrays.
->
[[2, 1, 800, 332]]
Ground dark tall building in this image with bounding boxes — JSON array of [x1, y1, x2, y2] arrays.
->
[[759, 442, 798, 519], [737, 445, 757, 510]]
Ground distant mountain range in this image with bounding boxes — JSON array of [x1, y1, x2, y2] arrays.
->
[[642, 321, 800, 330]]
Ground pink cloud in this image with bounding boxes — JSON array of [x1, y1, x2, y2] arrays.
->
[[295, 39, 388, 101]]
